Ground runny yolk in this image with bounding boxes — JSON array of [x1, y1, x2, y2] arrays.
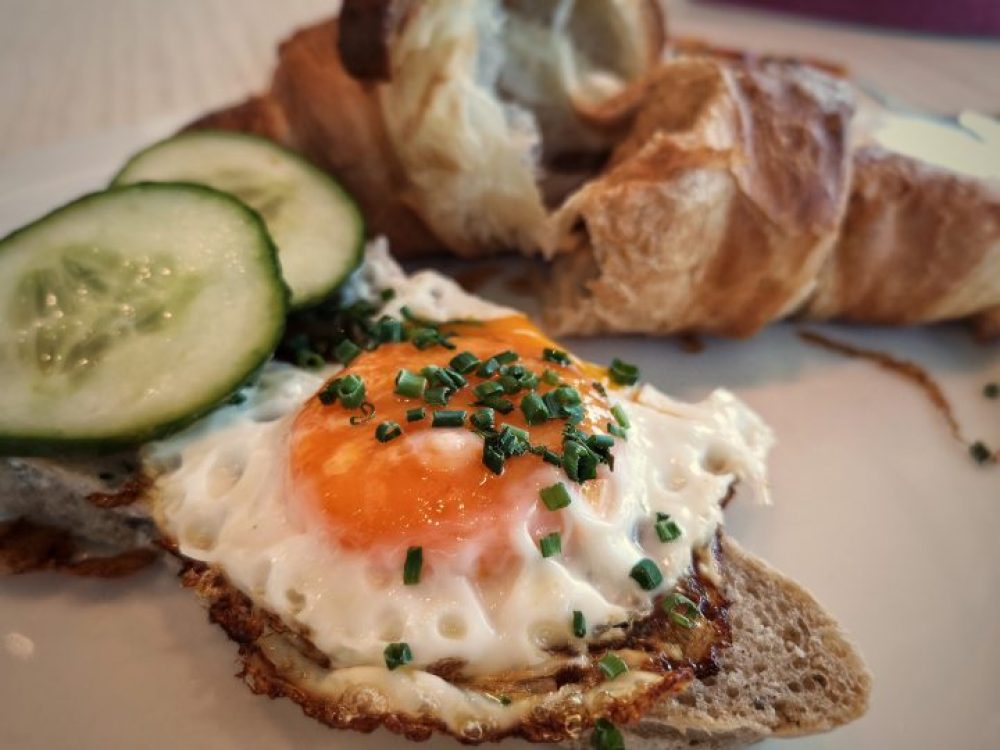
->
[[288, 316, 615, 563]]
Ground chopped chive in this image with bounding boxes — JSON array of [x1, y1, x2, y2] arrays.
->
[[498, 374, 522, 395], [375, 421, 402, 442], [403, 546, 423, 585], [538, 532, 562, 558], [318, 381, 339, 405], [483, 444, 505, 475], [530, 445, 562, 466], [383, 642, 412, 670], [438, 367, 467, 390], [543, 348, 571, 366], [539, 482, 572, 511], [380, 287, 396, 301], [337, 374, 366, 409], [591, 718, 624, 750], [562, 404, 585, 425], [610, 404, 631, 428], [474, 381, 504, 399], [563, 440, 598, 482], [654, 512, 682, 542], [394, 369, 427, 398], [572, 610, 587, 638], [476, 357, 500, 378], [970, 440, 993, 465], [494, 350, 519, 364], [662, 593, 701, 629], [295, 347, 325, 370], [497, 424, 529, 456], [554, 385, 582, 405], [608, 422, 628, 440], [471, 407, 495, 431], [542, 369, 561, 386], [431, 409, 466, 428], [597, 653, 629, 680], [450, 351, 480, 374], [334, 338, 362, 365], [984, 382, 999, 399], [424, 386, 451, 406], [375, 315, 403, 343], [478, 395, 514, 414], [410, 327, 443, 350], [630, 558, 663, 590], [406, 407, 426, 422], [587, 434, 614, 453], [521, 392, 551, 425], [519, 371, 540, 390], [349, 401, 376, 425], [608, 358, 639, 386]]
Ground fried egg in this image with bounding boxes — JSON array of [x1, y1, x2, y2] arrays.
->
[[144, 242, 773, 739]]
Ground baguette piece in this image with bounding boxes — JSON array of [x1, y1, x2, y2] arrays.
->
[[543, 56, 855, 338]]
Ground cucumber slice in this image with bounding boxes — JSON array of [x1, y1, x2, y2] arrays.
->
[[0, 183, 287, 455], [112, 130, 365, 308]]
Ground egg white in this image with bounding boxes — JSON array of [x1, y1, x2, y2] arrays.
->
[[145, 240, 773, 678]]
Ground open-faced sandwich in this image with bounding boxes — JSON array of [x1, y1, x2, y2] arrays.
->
[[0, 119, 869, 746]]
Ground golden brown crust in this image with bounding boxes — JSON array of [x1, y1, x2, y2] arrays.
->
[[805, 146, 1000, 328], [544, 57, 854, 338], [0, 519, 156, 577], [189, 20, 441, 257], [174, 544, 731, 744]]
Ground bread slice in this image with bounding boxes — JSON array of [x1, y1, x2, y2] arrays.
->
[[0, 456, 157, 575], [174, 531, 868, 747]]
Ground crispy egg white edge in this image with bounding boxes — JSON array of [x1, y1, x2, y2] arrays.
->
[[142, 238, 774, 733]]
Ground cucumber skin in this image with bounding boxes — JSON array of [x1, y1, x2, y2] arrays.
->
[[0, 182, 289, 457], [111, 129, 367, 310]]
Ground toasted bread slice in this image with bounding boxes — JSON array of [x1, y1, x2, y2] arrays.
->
[[174, 532, 868, 746]]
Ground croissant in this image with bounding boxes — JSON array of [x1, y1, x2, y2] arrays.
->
[[192, 1, 1000, 337]]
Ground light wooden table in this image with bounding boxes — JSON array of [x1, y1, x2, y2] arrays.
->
[[0, 0, 998, 160]]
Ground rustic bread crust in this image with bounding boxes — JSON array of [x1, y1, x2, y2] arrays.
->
[[543, 57, 854, 338]]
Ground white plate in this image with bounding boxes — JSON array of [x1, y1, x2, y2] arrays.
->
[[0, 124, 998, 750]]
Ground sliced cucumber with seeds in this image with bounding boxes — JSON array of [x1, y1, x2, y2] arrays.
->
[[0, 183, 287, 455], [112, 130, 365, 308]]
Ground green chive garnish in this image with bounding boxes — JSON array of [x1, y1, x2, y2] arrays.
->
[[474, 381, 504, 399], [403, 546, 422, 585], [431, 410, 466, 428], [530, 445, 562, 466], [476, 357, 500, 378], [380, 288, 396, 301], [295, 348, 325, 370], [539, 482, 572, 511], [334, 338, 362, 365], [471, 407, 495, 431], [424, 386, 451, 406], [543, 348, 571, 366], [610, 404, 630, 428], [375, 315, 403, 343], [591, 718, 624, 750], [521, 393, 550, 425], [597, 653, 629, 680], [608, 422, 627, 440], [538, 532, 562, 558], [384, 642, 412, 670], [395, 369, 427, 398], [563, 440, 598, 482], [629, 558, 663, 590], [984, 382, 999, 399], [542, 369, 561, 386], [375, 421, 402, 442], [337, 374, 366, 409], [662, 593, 701, 629], [479, 395, 514, 414], [608, 358, 639, 386], [450, 351, 480, 374], [554, 386, 581, 405], [497, 425, 529, 456], [970, 440, 993, 465], [572, 610, 586, 638], [318, 381, 338, 405], [587, 434, 614, 453], [483, 444, 505, 475], [406, 407, 426, 422], [495, 350, 519, 364], [498, 374, 522, 395], [349, 401, 376, 425], [655, 512, 682, 542]]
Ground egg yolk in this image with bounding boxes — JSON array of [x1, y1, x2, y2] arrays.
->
[[289, 316, 614, 562]]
